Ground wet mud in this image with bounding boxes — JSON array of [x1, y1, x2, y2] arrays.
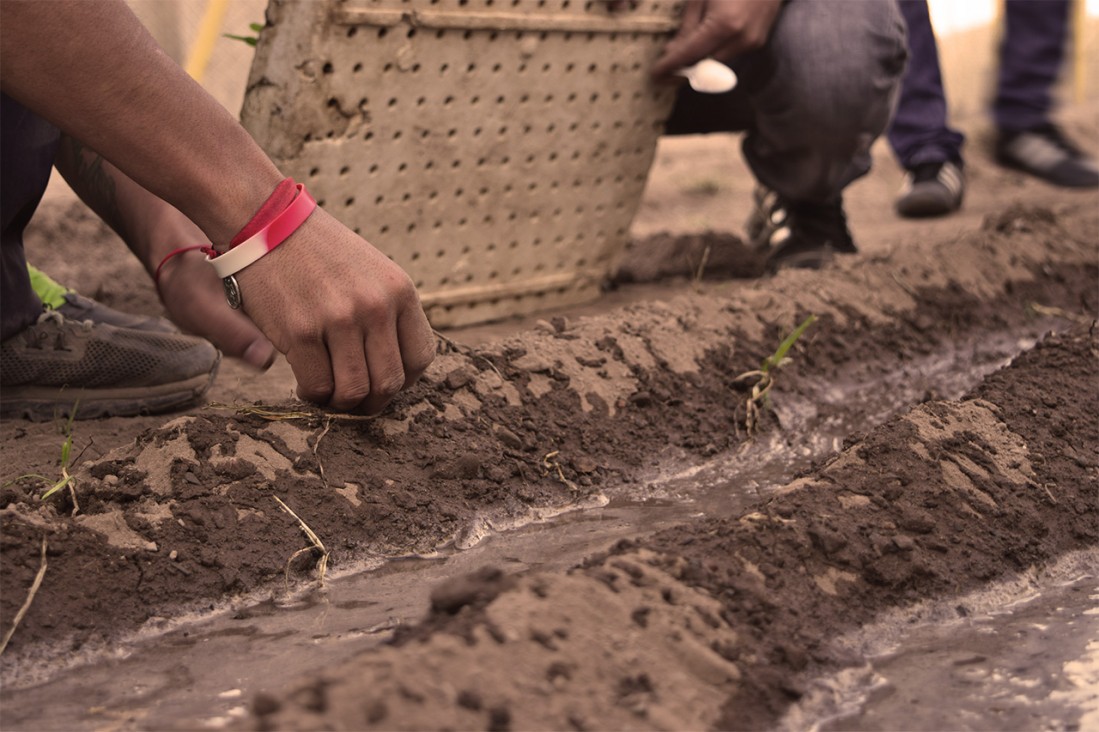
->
[[223, 318, 1097, 731], [0, 196, 1096, 730]]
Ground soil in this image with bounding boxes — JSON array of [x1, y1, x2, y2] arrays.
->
[[1, 104, 1097, 730]]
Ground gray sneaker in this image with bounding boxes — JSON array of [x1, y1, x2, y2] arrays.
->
[[28, 264, 179, 333], [895, 161, 965, 218], [56, 292, 179, 334], [1, 310, 219, 421]]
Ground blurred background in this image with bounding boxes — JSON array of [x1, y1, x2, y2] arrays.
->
[[126, 0, 1099, 118]]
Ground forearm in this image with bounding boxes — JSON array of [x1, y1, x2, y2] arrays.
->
[[0, 0, 281, 246], [54, 135, 205, 274]]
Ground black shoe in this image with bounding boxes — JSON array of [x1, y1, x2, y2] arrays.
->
[[747, 187, 857, 271], [895, 160, 965, 218], [995, 125, 1099, 188]]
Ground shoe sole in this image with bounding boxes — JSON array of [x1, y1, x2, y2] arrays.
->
[[0, 357, 219, 422], [764, 244, 857, 274], [995, 155, 1099, 189], [895, 191, 961, 218]]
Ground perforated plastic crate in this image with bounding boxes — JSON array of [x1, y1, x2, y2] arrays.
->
[[242, 0, 681, 326]]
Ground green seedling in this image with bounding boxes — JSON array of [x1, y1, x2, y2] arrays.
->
[[685, 178, 723, 197], [734, 314, 817, 435], [4, 409, 81, 511], [761, 314, 817, 374], [223, 22, 264, 47]]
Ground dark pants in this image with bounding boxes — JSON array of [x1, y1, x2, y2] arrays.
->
[[995, 0, 1072, 133], [888, 0, 1071, 170], [1, 93, 58, 341], [665, 0, 907, 205]]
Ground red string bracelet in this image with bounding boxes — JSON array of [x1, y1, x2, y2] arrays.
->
[[154, 244, 216, 287]]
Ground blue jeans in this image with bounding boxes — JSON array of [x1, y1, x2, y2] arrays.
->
[[888, 0, 1072, 170], [665, 0, 908, 204]]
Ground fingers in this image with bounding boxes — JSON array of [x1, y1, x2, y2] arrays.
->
[[240, 338, 278, 371], [651, 0, 708, 78], [157, 252, 276, 370], [202, 312, 277, 370], [652, 0, 782, 78], [287, 336, 335, 406], [652, 15, 729, 78], [396, 305, 436, 389], [360, 326, 407, 416], [290, 306, 431, 415], [233, 208, 436, 415]]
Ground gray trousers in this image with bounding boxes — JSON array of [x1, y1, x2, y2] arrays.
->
[[665, 0, 907, 205]]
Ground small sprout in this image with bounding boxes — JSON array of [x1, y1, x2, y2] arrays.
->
[[761, 314, 817, 374], [223, 22, 265, 47], [685, 179, 722, 197], [735, 315, 817, 435], [4, 409, 82, 513]]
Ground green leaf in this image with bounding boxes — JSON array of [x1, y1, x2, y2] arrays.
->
[[761, 315, 817, 373], [223, 33, 259, 47], [41, 476, 73, 501]]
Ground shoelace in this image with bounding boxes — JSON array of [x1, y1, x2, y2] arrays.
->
[[24, 310, 92, 351], [753, 187, 852, 250], [910, 162, 949, 184]]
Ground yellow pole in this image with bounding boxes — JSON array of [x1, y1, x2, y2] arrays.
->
[[1073, 0, 1087, 103], [184, 0, 232, 84]]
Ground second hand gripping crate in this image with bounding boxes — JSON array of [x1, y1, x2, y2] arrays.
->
[[242, 0, 682, 327]]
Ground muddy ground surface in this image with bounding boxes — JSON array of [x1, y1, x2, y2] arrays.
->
[[2, 107, 1097, 730]]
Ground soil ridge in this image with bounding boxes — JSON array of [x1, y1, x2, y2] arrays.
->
[[237, 324, 1098, 731], [0, 204, 1094, 682]]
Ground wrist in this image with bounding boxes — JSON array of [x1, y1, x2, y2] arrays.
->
[[189, 168, 286, 249], [204, 179, 317, 309], [139, 206, 209, 275]]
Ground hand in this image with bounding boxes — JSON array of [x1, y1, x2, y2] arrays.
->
[[234, 209, 436, 415], [651, 0, 783, 79], [155, 248, 277, 370]]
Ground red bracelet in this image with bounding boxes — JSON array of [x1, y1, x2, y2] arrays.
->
[[229, 178, 298, 247], [207, 182, 316, 280], [154, 244, 216, 286], [153, 178, 317, 309]]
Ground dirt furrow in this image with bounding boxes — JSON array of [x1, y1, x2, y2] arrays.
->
[[0, 203, 1094, 685], [235, 323, 1098, 732]]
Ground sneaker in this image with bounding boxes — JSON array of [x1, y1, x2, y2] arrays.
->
[[895, 161, 965, 218], [28, 264, 179, 334], [995, 125, 1099, 188], [747, 186, 857, 271], [1, 310, 220, 421]]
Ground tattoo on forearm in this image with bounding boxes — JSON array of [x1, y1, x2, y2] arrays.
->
[[63, 137, 124, 234]]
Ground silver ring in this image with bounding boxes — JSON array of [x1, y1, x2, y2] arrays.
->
[[223, 275, 243, 310]]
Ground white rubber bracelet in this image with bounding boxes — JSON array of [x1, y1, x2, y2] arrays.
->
[[207, 184, 317, 278]]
